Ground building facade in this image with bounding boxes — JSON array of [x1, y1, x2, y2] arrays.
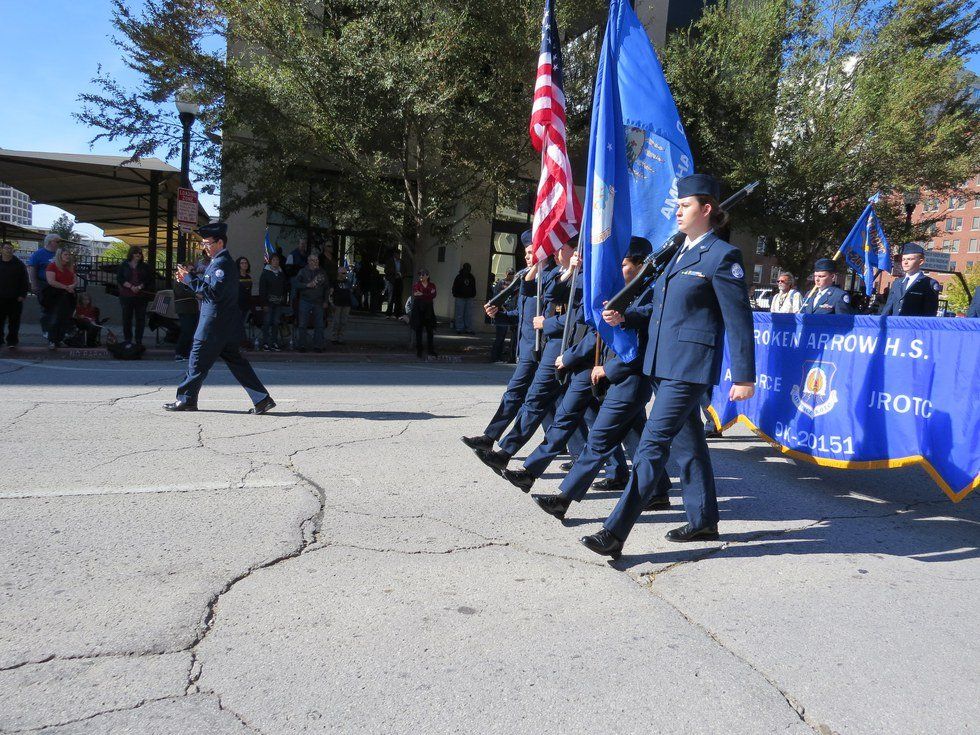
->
[[0, 182, 32, 226]]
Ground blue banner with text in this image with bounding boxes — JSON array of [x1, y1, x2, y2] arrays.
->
[[709, 314, 980, 501]]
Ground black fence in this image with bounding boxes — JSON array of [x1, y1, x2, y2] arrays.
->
[[15, 250, 164, 294]]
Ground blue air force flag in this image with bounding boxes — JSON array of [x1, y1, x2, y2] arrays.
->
[[836, 194, 892, 297], [580, 0, 694, 362]]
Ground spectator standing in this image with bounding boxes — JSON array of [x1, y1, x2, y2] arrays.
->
[[489, 269, 517, 363], [27, 233, 62, 340], [0, 242, 29, 348], [452, 262, 478, 334], [770, 272, 802, 314], [410, 268, 438, 359], [236, 256, 253, 347], [116, 246, 153, 348], [384, 248, 405, 317], [259, 253, 288, 351], [285, 238, 309, 278], [295, 253, 328, 352], [173, 274, 199, 361], [72, 293, 101, 347], [45, 248, 77, 349], [330, 265, 354, 344]]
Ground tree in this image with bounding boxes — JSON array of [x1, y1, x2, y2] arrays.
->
[[944, 263, 980, 314], [76, 0, 604, 264], [663, 0, 980, 280], [49, 213, 78, 242]]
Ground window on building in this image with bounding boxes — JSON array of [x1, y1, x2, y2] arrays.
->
[[946, 218, 954, 231], [950, 196, 965, 210], [942, 240, 950, 251], [770, 266, 780, 283], [972, 216, 979, 230], [974, 196, 980, 209], [755, 236, 767, 255], [926, 222, 937, 236], [970, 239, 979, 253], [952, 240, 960, 253], [753, 264, 763, 284], [957, 217, 964, 231]]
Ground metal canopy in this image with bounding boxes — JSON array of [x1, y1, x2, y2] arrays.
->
[[0, 149, 209, 246], [0, 221, 48, 243]]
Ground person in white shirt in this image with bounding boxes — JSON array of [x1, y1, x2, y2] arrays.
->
[[770, 271, 802, 313]]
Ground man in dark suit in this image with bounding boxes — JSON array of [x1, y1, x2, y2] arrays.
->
[[967, 288, 980, 318], [164, 222, 275, 414], [580, 174, 756, 559], [799, 258, 853, 315], [879, 243, 941, 317], [462, 232, 540, 450]]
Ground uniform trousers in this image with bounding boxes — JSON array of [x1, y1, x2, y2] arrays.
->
[[483, 358, 538, 440], [497, 342, 563, 457], [176, 324, 270, 405], [605, 378, 716, 541], [561, 373, 660, 501]]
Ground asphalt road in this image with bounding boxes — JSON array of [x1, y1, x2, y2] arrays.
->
[[1, 357, 977, 735]]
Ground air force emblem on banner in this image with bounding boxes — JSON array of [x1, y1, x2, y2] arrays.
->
[[591, 176, 615, 244], [624, 126, 665, 180], [791, 360, 839, 417]]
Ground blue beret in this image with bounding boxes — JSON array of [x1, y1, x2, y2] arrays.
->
[[677, 173, 720, 200], [901, 242, 925, 256], [813, 258, 836, 273], [520, 230, 533, 247], [627, 236, 652, 260], [197, 221, 227, 240]]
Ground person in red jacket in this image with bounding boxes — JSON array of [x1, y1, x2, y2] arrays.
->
[[410, 269, 438, 359]]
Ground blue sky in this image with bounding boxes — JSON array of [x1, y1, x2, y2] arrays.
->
[[0, 0, 978, 238]]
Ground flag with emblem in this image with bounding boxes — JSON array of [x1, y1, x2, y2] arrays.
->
[[836, 193, 892, 297], [580, 0, 694, 362], [529, 0, 582, 263]]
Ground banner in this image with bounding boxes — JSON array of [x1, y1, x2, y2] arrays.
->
[[709, 314, 980, 501], [835, 194, 891, 297]]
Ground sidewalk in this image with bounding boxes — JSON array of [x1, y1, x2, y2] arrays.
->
[[8, 311, 508, 364]]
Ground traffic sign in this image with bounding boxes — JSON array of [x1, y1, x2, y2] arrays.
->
[[177, 188, 198, 234], [923, 250, 951, 272]]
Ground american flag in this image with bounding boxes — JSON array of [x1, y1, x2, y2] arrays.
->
[[529, 0, 582, 263]]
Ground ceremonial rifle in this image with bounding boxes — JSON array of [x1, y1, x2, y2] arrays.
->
[[485, 266, 530, 309], [604, 180, 761, 314], [556, 241, 583, 386]]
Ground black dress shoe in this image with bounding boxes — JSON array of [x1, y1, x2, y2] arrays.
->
[[580, 529, 623, 560], [665, 523, 719, 542], [532, 493, 570, 519], [500, 468, 535, 492], [592, 477, 627, 492], [248, 396, 277, 415], [163, 400, 197, 412], [559, 461, 574, 471], [461, 435, 493, 451], [475, 448, 511, 472], [643, 496, 672, 512]]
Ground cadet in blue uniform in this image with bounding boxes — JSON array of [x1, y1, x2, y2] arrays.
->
[[164, 223, 275, 414], [529, 237, 671, 518], [580, 174, 756, 559], [462, 233, 540, 451], [968, 288, 980, 318], [879, 243, 940, 317], [799, 259, 853, 315], [474, 240, 571, 471]]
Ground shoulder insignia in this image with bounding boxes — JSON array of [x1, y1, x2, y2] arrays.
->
[[842, 294, 850, 303], [731, 263, 744, 280], [932, 281, 941, 292], [214, 269, 224, 279]]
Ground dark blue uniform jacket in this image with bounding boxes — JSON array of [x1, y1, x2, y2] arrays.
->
[[182, 249, 240, 341], [800, 285, 853, 315]]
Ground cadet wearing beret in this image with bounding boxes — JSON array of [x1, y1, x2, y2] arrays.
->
[[879, 243, 940, 317], [799, 258, 853, 315], [580, 173, 757, 558], [164, 222, 275, 414]]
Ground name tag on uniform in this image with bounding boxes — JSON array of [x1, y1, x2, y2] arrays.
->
[[680, 270, 706, 279]]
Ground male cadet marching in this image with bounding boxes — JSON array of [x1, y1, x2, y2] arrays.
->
[[461, 232, 539, 451], [799, 258, 854, 315], [879, 242, 941, 317], [164, 222, 276, 414], [578, 174, 756, 559]]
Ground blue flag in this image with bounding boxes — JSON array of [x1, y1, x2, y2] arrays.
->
[[264, 229, 276, 262], [836, 194, 892, 297], [581, 0, 694, 362]]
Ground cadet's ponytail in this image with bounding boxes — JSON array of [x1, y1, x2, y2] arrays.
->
[[694, 196, 730, 232]]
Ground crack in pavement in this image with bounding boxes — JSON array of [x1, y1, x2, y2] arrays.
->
[[0, 650, 181, 674], [1, 695, 184, 734], [312, 540, 510, 556]]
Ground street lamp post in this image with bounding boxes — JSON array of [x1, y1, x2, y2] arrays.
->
[[175, 85, 201, 265], [903, 189, 920, 236]]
